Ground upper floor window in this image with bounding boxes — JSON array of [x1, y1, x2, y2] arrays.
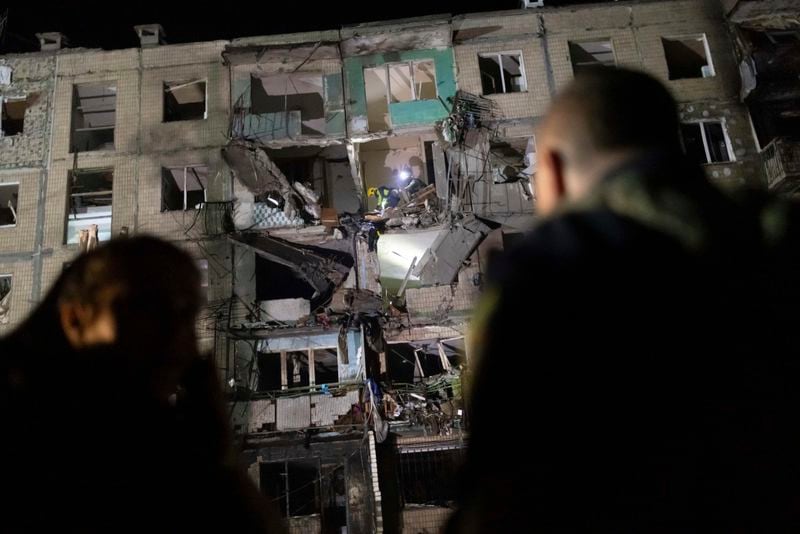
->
[[662, 34, 715, 80], [164, 80, 207, 122], [569, 40, 615, 74], [161, 165, 208, 211], [479, 52, 526, 95], [1, 97, 29, 136], [364, 60, 437, 131], [365, 60, 438, 104], [71, 83, 116, 152]]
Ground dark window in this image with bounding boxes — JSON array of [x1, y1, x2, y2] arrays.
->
[[164, 80, 206, 122], [161, 165, 207, 211], [313, 348, 339, 385], [479, 53, 525, 95], [256, 352, 283, 392], [680, 121, 732, 164], [2, 98, 28, 136], [569, 40, 615, 74], [0, 183, 18, 227], [71, 83, 115, 152], [662, 35, 714, 80], [260, 460, 321, 517], [399, 448, 464, 506]]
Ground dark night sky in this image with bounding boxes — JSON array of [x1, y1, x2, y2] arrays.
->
[[0, 1, 613, 53]]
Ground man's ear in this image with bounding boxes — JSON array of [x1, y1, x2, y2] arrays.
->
[[535, 148, 568, 215], [59, 301, 87, 348], [58, 301, 116, 348]]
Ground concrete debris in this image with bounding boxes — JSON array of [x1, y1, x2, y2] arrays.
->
[[292, 181, 321, 220], [229, 232, 352, 301], [222, 140, 300, 220], [414, 215, 491, 286]]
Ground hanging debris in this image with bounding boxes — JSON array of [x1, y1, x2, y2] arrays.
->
[[222, 140, 303, 220]]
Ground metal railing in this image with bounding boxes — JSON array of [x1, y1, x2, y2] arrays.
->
[[763, 137, 800, 191]]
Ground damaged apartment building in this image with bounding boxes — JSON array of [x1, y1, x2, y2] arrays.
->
[[722, 0, 800, 193], [0, 1, 770, 533]]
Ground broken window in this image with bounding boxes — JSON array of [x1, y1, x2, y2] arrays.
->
[[161, 165, 208, 211], [313, 348, 339, 385], [289, 351, 310, 387], [2, 97, 28, 136], [70, 83, 116, 152], [364, 66, 390, 131], [260, 460, 321, 518], [251, 73, 325, 136], [163, 80, 207, 122], [257, 348, 338, 392], [569, 40, 615, 74], [0, 274, 11, 325], [479, 52, 526, 95], [66, 169, 113, 245], [399, 447, 464, 506], [414, 61, 437, 100], [662, 35, 714, 80], [257, 352, 284, 391], [258, 351, 310, 389], [0, 183, 18, 227], [364, 61, 438, 131], [680, 121, 732, 164]]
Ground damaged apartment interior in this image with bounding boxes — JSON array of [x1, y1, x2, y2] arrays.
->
[[215, 14, 535, 534], [0, 0, 786, 533]]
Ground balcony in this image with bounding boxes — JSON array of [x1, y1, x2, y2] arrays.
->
[[763, 137, 800, 193]]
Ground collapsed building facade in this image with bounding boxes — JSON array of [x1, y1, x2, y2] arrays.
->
[[0, 1, 776, 532]]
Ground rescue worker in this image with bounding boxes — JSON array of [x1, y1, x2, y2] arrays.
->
[[368, 186, 401, 211]]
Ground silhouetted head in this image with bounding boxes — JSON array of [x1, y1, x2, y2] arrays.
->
[[56, 236, 202, 400], [536, 67, 682, 214]]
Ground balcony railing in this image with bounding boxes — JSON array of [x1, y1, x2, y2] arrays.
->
[[763, 137, 800, 192]]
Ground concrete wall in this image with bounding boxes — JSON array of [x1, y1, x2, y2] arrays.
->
[[451, 0, 761, 187], [0, 53, 56, 331], [0, 42, 232, 342]]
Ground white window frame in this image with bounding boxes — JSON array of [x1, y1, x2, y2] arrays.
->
[[163, 79, 208, 122], [366, 60, 439, 106], [0, 182, 19, 228], [663, 33, 715, 78], [163, 164, 208, 212], [478, 51, 528, 94], [66, 169, 113, 245], [683, 119, 735, 164]]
